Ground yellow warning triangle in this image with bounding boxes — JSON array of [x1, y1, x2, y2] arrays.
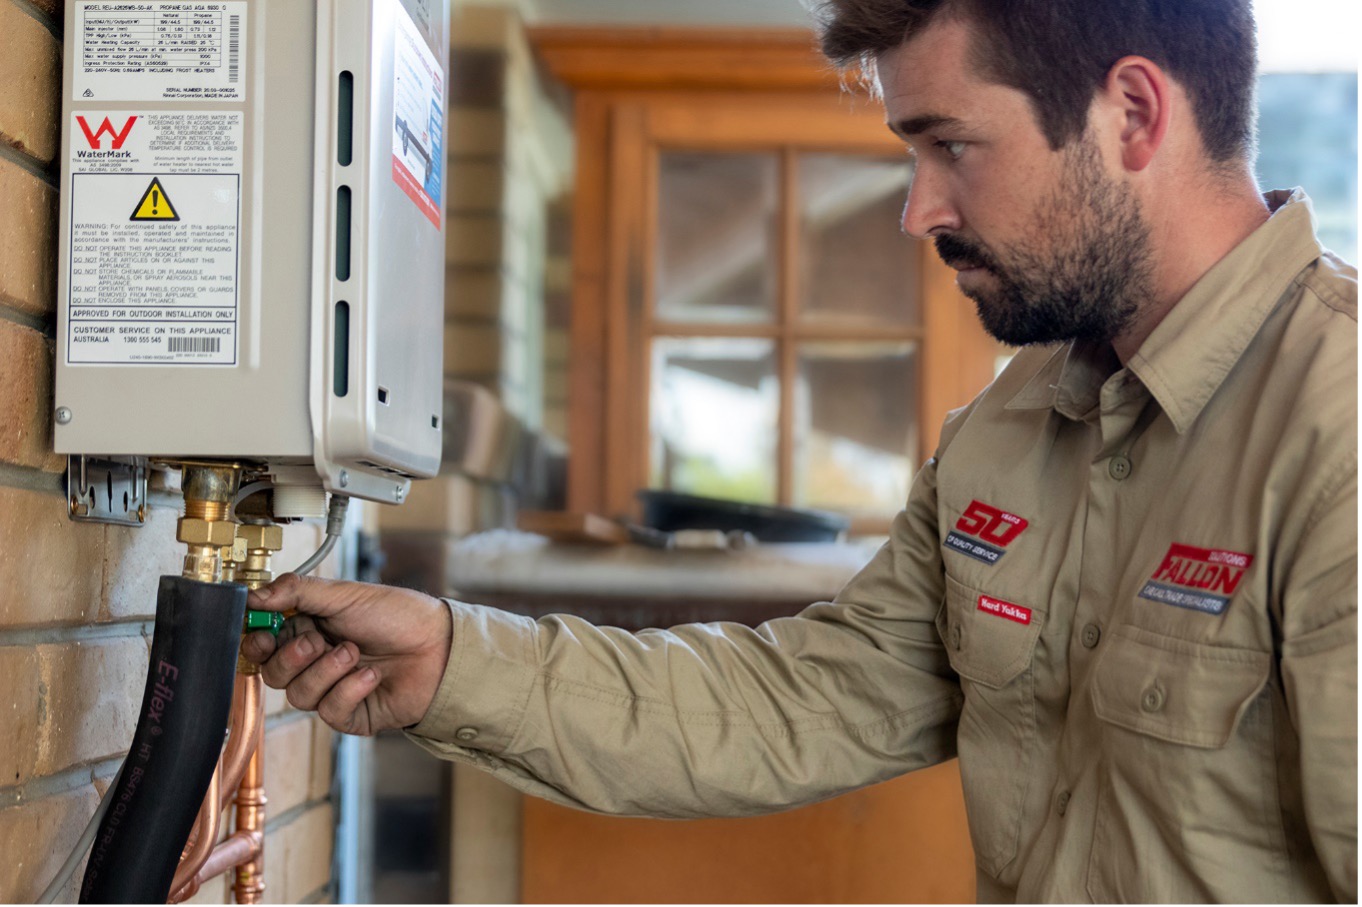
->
[[130, 177, 179, 221]]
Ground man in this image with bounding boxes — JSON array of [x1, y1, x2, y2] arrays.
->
[[244, 0, 1357, 900]]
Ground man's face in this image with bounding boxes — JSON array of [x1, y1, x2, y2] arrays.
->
[[877, 18, 1152, 347]]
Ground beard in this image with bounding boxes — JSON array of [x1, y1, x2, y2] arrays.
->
[[933, 134, 1153, 347]]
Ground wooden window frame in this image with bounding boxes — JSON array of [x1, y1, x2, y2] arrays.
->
[[532, 28, 1002, 528]]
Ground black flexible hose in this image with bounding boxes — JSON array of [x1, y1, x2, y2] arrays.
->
[[79, 576, 246, 904]]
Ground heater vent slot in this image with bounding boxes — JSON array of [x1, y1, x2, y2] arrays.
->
[[333, 301, 350, 397], [358, 459, 415, 478], [337, 71, 354, 166], [335, 185, 352, 281]]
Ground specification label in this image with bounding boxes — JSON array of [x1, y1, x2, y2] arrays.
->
[[67, 111, 242, 365], [388, 0, 444, 228], [73, 2, 248, 102]]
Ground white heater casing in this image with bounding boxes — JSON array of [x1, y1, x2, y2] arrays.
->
[[55, 0, 449, 504]]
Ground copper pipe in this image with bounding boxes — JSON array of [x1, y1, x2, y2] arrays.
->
[[170, 760, 221, 896], [233, 723, 268, 903], [199, 831, 262, 893], [170, 674, 263, 901], [172, 830, 262, 903], [219, 674, 263, 814]]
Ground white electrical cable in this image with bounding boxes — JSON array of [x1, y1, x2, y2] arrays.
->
[[37, 762, 126, 903], [285, 495, 350, 577]]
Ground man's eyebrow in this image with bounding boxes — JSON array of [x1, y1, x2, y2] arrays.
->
[[889, 114, 967, 139]]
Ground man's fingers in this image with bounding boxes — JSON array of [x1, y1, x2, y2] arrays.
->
[[248, 573, 359, 618], [259, 630, 331, 690], [241, 630, 277, 664], [283, 641, 363, 711], [316, 667, 382, 735]]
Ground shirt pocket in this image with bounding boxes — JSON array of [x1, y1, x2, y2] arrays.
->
[[1087, 624, 1275, 902], [937, 573, 1046, 882]]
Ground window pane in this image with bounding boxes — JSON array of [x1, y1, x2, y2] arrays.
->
[[1255, 72, 1357, 262], [794, 342, 919, 516], [798, 153, 920, 326], [655, 152, 779, 324], [649, 337, 777, 504]]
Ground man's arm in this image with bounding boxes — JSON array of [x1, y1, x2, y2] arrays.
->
[[246, 457, 961, 819], [1279, 455, 1358, 902]]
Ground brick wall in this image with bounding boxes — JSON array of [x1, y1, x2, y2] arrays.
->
[[0, 2, 338, 902]]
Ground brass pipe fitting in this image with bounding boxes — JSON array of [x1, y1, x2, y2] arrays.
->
[[235, 522, 284, 673], [178, 463, 242, 583]]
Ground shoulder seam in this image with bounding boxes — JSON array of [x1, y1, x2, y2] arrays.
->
[[1298, 266, 1358, 323]]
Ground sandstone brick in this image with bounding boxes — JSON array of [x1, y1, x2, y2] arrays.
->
[[0, 1, 62, 164], [0, 780, 100, 903], [0, 158, 58, 318], [263, 717, 313, 816], [444, 322, 502, 377], [101, 504, 184, 621], [448, 159, 505, 213], [448, 109, 506, 156], [0, 485, 106, 627], [445, 268, 502, 321], [308, 717, 335, 803], [0, 319, 65, 472], [263, 803, 335, 903], [451, 6, 515, 51], [13, 637, 147, 784], [445, 213, 503, 266], [0, 646, 41, 786]]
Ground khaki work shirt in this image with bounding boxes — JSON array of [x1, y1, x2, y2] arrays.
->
[[410, 190, 1357, 902]]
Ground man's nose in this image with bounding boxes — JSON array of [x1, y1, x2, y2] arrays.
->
[[900, 167, 960, 239]]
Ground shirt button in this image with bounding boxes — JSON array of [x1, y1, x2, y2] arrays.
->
[[455, 727, 479, 742], [950, 624, 963, 651], [1081, 623, 1101, 648], [1056, 789, 1071, 816], [1140, 685, 1165, 713], [1108, 455, 1133, 481]]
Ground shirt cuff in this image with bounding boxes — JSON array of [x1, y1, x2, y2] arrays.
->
[[405, 598, 540, 755]]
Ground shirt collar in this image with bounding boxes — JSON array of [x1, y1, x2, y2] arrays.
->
[[1006, 189, 1325, 430]]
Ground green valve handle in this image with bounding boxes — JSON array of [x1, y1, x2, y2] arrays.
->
[[244, 610, 285, 636]]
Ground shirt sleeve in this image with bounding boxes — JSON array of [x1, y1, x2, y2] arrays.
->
[[404, 456, 963, 819], [1279, 454, 1358, 902]]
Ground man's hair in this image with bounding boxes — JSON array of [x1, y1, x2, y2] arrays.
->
[[812, 0, 1258, 162]]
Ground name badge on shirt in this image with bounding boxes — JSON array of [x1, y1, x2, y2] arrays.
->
[[1138, 543, 1255, 615], [943, 499, 1030, 565]]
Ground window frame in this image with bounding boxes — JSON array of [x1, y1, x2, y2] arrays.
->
[[533, 28, 1002, 530]]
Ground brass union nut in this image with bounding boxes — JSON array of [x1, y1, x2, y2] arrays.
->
[[177, 517, 237, 547], [237, 524, 285, 551]]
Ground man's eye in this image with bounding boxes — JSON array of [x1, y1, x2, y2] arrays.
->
[[936, 140, 966, 160]]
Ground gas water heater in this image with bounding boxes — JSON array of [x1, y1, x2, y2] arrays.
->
[[56, 0, 449, 514], [45, 2, 450, 902]]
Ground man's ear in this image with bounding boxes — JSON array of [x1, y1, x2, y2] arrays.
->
[[1101, 56, 1170, 172]]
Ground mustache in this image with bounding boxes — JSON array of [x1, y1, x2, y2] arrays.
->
[[934, 233, 997, 272]]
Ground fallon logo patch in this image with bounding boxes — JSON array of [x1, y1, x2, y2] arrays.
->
[[1138, 543, 1255, 616], [977, 594, 1032, 625], [944, 500, 1029, 565]]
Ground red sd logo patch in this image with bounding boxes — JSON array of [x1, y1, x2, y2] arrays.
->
[[1138, 543, 1254, 615], [944, 500, 1029, 565]]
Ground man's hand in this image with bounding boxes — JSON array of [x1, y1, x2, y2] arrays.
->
[[241, 574, 452, 736]]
